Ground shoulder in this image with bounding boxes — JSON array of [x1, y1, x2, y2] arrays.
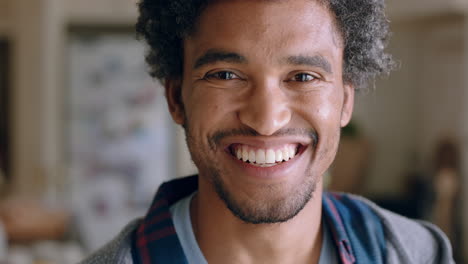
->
[[347, 194, 455, 264], [79, 219, 140, 264]]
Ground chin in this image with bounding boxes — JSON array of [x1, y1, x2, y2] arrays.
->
[[208, 166, 320, 224]]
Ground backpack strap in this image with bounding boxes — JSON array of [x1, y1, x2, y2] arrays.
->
[[323, 193, 386, 264]]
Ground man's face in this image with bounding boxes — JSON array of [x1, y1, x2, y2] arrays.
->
[[166, 0, 354, 224]]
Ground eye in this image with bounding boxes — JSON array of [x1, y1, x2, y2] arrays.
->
[[204, 71, 241, 80], [290, 73, 317, 82]]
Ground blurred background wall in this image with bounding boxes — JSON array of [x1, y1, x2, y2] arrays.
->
[[0, 0, 467, 262]]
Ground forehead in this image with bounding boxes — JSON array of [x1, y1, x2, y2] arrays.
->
[[185, 0, 342, 67]]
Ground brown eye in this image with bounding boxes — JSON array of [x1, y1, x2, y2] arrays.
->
[[292, 73, 316, 82], [205, 71, 239, 80]]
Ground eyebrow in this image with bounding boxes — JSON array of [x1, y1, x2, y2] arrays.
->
[[194, 49, 247, 69], [285, 55, 333, 74]]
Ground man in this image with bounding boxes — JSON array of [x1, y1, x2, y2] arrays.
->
[[82, 0, 454, 263]]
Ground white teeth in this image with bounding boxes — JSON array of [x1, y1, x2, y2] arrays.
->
[[289, 146, 296, 158], [236, 148, 242, 159], [266, 149, 276, 163], [249, 149, 256, 163], [235, 145, 299, 165], [257, 163, 277, 167], [256, 149, 266, 164], [283, 148, 290, 161], [275, 149, 283, 162], [242, 146, 249, 162]]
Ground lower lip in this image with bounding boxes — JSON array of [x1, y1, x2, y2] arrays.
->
[[225, 146, 309, 180]]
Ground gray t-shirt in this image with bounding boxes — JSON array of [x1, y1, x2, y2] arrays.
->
[[170, 192, 338, 264]]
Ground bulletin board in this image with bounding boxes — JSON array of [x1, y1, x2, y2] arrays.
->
[[66, 27, 175, 250]]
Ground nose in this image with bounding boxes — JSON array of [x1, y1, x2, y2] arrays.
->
[[238, 80, 292, 136]]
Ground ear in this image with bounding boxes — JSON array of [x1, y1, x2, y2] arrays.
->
[[164, 78, 185, 125], [340, 83, 355, 127]]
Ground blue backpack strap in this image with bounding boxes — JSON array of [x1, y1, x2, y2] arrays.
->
[[323, 193, 386, 264]]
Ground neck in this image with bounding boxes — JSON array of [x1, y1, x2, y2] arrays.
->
[[191, 178, 324, 264]]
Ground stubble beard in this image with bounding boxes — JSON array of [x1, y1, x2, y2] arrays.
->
[[210, 165, 317, 224], [184, 124, 320, 225]]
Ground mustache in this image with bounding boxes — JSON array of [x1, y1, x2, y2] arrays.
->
[[209, 127, 318, 150]]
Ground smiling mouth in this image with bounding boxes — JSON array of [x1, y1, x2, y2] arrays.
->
[[228, 144, 306, 167]]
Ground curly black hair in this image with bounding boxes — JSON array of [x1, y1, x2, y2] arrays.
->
[[136, 0, 394, 90]]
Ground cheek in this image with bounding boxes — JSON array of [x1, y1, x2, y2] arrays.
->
[[315, 105, 333, 121], [189, 89, 227, 116], [295, 90, 344, 128], [184, 88, 235, 135]]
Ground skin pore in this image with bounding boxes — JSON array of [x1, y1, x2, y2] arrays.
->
[[165, 0, 355, 263]]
